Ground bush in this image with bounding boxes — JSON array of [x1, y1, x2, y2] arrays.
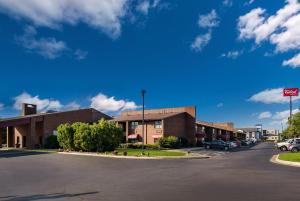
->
[[45, 135, 60, 149], [74, 123, 94, 152], [57, 123, 75, 150], [157, 136, 181, 149], [57, 119, 123, 152]]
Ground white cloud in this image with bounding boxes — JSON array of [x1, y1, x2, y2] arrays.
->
[[238, 0, 300, 66], [13, 92, 63, 111], [191, 9, 219, 53], [198, 9, 219, 29], [0, 103, 4, 111], [74, 49, 88, 60], [249, 88, 300, 104], [283, 53, 300, 68], [271, 108, 299, 125], [136, 1, 151, 15], [258, 111, 272, 119], [217, 103, 224, 108], [16, 26, 68, 59], [221, 50, 243, 59], [247, 0, 255, 5], [64, 102, 81, 110], [191, 32, 211, 52], [223, 0, 233, 7], [136, 0, 165, 15], [0, 0, 129, 38], [90, 93, 140, 113]]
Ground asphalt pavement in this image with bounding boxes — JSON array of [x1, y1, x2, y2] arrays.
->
[[0, 142, 299, 201]]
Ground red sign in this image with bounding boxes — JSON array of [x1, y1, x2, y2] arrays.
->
[[283, 88, 299, 96]]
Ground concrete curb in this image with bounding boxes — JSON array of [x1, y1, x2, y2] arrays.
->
[[58, 151, 211, 160], [270, 154, 300, 168]]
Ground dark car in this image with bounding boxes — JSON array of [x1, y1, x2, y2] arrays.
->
[[204, 140, 231, 151]]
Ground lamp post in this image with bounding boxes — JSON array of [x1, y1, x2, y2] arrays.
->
[[141, 89, 146, 153]]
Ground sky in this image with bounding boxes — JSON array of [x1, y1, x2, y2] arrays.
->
[[0, 0, 300, 130]]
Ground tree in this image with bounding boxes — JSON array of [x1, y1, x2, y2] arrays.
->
[[282, 112, 300, 139], [74, 123, 95, 152], [57, 123, 74, 150]]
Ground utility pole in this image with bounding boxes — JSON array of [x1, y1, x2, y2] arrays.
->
[[141, 89, 146, 153]]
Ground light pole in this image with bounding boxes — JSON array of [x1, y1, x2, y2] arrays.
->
[[141, 89, 146, 153]]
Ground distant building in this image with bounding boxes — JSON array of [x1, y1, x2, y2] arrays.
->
[[263, 129, 280, 141], [0, 103, 111, 149], [236, 128, 258, 140]]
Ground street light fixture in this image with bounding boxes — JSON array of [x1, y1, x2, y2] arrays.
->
[[141, 89, 146, 153]]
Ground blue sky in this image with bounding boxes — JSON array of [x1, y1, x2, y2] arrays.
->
[[0, 0, 300, 129]]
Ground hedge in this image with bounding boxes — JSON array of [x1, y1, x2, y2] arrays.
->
[[57, 119, 122, 152]]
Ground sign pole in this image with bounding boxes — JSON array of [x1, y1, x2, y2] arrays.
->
[[289, 96, 292, 124]]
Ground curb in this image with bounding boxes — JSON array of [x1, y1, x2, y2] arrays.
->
[[270, 155, 300, 168], [58, 152, 211, 160]]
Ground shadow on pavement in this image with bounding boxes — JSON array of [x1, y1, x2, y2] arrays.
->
[[0, 150, 50, 159], [230, 143, 276, 153], [0, 192, 99, 201]]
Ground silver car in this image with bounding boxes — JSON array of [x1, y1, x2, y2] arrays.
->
[[277, 138, 300, 151], [288, 139, 300, 152]]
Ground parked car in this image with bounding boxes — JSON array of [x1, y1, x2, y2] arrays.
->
[[230, 141, 238, 148], [241, 140, 251, 146], [277, 138, 300, 151], [288, 139, 300, 152], [249, 138, 257, 143], [204, 140, 231, 151]]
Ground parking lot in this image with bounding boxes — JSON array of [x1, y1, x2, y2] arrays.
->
[[0, 142, 300, 201]]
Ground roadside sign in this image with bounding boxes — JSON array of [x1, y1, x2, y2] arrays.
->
[[283, 88, 299, 97]]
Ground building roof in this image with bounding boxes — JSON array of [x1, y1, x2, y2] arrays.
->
[[196, 121, 235, 132], [0, 108, 110, 128], [113, 112, 184, 122], [236, 128, 257, 133]]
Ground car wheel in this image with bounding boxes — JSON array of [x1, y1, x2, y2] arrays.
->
[[291, 148, 299, 153], [224, 146, 229, 151], [280, 146, 287, 151], [205, 145, 210, 149]]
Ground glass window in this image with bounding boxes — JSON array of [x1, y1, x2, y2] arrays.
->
[[154, 121, 162, 129], [131, 122, 139, 129]]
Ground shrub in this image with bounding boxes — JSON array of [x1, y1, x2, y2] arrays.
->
[[74, 123, 94, 152], [44, 135, 60, 149], [57, 119, 123, 152], [57, 123, 74, 150], [157, 136, 181, 149]]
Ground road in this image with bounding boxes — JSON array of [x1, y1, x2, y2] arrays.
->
[[0, 142, 299, 201]]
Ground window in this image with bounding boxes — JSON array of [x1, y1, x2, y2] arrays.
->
[[131, 122, 139, 129], [154, 121, 162, 129]]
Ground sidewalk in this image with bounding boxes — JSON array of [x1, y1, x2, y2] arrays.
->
[[270, 155, 300, 168], [59, 151, 211, 160]]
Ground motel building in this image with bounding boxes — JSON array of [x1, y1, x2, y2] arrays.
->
[[0, 103, 111, 149], [113, 106, 197, 145], [113, 106, 244, 145], [195, 121, 243, 145]]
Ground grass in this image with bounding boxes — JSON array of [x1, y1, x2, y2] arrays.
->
[[279, 153, 300, 162], [115, 149, 186, 157]]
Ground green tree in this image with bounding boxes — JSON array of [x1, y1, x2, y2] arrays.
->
[[282, 112, 300, 139], [57, 123, 74, 150], [74, 123, 94, 152]]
